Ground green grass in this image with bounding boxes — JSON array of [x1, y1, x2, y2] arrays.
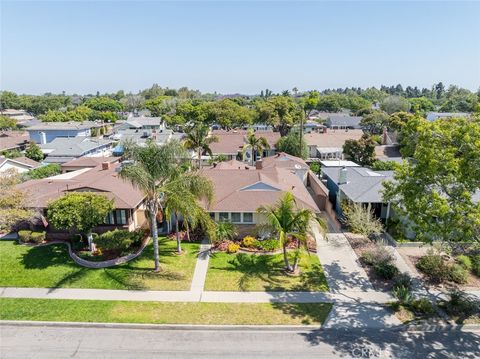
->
[[205, 251, 329, 292], [0, 298, 332, 325], [0, 238, 199, 290]]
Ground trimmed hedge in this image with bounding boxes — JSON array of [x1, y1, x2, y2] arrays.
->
[[18, 230, 46, 244]]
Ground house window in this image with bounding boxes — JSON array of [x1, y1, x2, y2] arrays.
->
[[105, 209, 128, 225], [219, 212, 229, 222], [243, 213, 253, 223], [231, 213, 241, 223], [105, 212, 114, 225], [209, 212, 215, 220]]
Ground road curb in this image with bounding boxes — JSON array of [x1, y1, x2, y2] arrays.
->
[[0, 320, 321, 331]]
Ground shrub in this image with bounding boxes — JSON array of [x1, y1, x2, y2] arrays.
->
[[30, 231, 46, 244], [242, 236, 257, 248], [373, 262, 399, 280], [456, 255, 472, 271], [227, 242, 240, 254], [393, 273, 412, 290], [448, 264, 469, 284], [416, 252, 449, 283], [255, 239, 281, 251], [443, 290, 479, 317], [410, 298, 435, 315], [94, 229, 144, 254], [360, 247, 393, 266], [18, 230, 32, 243], [470, 255, 480, 277], [342, 202, 383, 237], [392, 285, 412, 304]]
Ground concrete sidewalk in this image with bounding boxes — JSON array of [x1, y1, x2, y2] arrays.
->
[[190, 238, 211, 294]]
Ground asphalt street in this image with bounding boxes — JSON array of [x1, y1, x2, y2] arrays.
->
[[1, 324, 479, 359]]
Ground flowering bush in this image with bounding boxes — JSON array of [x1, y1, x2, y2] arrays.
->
[[242, 236, 257, 248], [227, 242, 240, 253]]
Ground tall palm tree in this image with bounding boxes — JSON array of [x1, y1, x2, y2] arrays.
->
[[242, 130, 270, 165], [119, 140, 191, 271], [162, 172, 214, 253], [183, 123, 218, 169], [257, 192, 322, 273]]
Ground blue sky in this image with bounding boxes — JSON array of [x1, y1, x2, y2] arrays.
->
[[1, 1, 479, 95]]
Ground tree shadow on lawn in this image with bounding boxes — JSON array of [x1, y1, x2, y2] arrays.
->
[[271, 302, 333, 325], [20, 243, 74, 270]]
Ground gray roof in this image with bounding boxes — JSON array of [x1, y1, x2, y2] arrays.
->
[[326, 115, 362, 128], [113, 128, 184, 145], [41, 137, 113, 158], [124, 117, 162, 128], [426, 112, 470, 121], [322, 166, 393, 203], [27, 121, 103, 131]]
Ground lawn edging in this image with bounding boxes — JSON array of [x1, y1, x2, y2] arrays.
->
[[9, 236, 151, 269]]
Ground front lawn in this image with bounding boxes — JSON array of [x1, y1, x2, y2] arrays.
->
[[0, 238, 199, 291], [204, 251, 329, 292], [0, 298, 332, 325]]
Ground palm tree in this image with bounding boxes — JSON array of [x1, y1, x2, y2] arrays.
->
[[119, 140, 194, 271], [162, 172, 214, 253], [257, 192, 323, 273], [242, 130, 270, 165], [183, 123, 218, 169]]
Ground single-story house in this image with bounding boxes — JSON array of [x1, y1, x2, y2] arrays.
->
[[40, 137, 114, 164], [209, 129, 281, 162], [305, 129, 364, 160], [0, 156, 41, 173], [203, 153, 321, 237], [26, 121, 105, 144], [0, 131, 30, 152], [426, 112, 470, 122], [375, 145, 403, 163], [17, 161, 147, 234], [325, 115, 362, 129], [0, 109, 38, 127], [294, 121, 325, 134], [61, 156, 120, 173], [114, 115, 166, 132], [321, 166, 393, 221], [110, 128, 184, 156]]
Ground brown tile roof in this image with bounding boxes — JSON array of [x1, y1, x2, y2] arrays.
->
[[304, 129, 364, 148], [0, 156, 40, 168], [17, 163, 145, 209], [209, 130, 281, 155], [261, 152, 309, 170], [0, 131, 30, 151], [375, 145, 402, 160], [203, 166, 320, 213], [61, 156, 120, 168], [212, 159, 254, 170]]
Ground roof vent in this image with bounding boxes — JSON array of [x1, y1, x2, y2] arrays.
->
[[338, 166, 348, 185], [101, 162, 110, 170]]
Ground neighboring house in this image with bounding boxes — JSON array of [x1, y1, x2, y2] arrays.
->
[[26, 121, 105, 144], [61, 156, 120, 173], [0, 156, 41, 173], [426, 112, 470, 122], [294, 121, 325, 134], [17, 161, 147, 234], [305, 129, 364, 160], [203, 153, 324, 236], [111, 129, 184, 156], [321, 166, 393, 221], [375, 145, 403, 163], [242, 124, 273, 132], [40, 137, 114, 164], [114, 115, 166, 132], [325, 115, 362, 129], [0, 131, 30, 152], [209, 129, 281, 162], [0, 109, 38, 128]]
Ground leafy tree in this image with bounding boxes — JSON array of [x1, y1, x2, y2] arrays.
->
[[22, 164, 61, 181], [47, 192, 113, 250], [215, 221, 237, 241], [275, 130, 308, 159], [370, 160, 401, 171], [388, 111, 414, 132], [0, 116, 17, 130], [120, 94, 145, 112], [208, 154, 228, 165], [84, 96, 123, 112], [39, 110, 67, 122], [0, 91, 20, 109], [183, 123, 219, 168], [343, 134, 376, 166], [383, 117, 480, 244], [255, 96, 303, 135], [203, 99, 254, 129], [144, 96, 175, 117], [0, 170, 33, 232], [439, 86, 478, 112], [25, 142, 44, 162], [1, 149, 22, 158], [380, 96, 411, 114], [120, 140, 210, 270], [257, 192, 322, 272], [341, 202, 383, 237], [408, 97, 434, 113], [242, 130, 270, 165], [360, 110, 390, 134]]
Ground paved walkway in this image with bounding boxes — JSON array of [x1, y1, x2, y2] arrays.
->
[[190, 238, 211, 294]]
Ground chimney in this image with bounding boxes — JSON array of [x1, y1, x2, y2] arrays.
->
[[338, 166, 348, 185], [102, 162, 110, 170], [256, 159, 263, 170], [382, 127, 388, 145]]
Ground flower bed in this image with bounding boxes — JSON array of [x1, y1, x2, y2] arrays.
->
[[212, 235, 317, 254]]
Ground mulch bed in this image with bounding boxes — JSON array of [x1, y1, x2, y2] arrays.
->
[[345, 232, 395, 292]]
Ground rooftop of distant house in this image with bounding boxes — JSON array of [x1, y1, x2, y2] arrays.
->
[[40, 137, 113, 163], [203, 153, 319, 213], [326, 115, 363, 128], [0, 156, 41, 169], [209, 129, 281, 155], [61, 156, 120, 169], [26, 121, 104, 131], [304, 129, 364, 149], [17, 162, 144, 209], [375, 145, 403, 162], [426, 112, 471, 121], [0, 131, 30, 151], [322, 166, 393, 203]]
